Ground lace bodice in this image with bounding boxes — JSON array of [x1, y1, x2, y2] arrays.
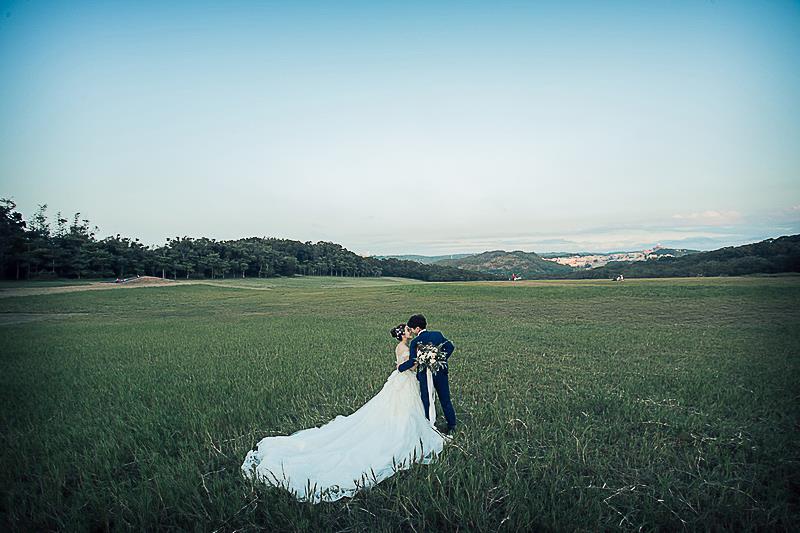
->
[[395, 347, 410, 367]]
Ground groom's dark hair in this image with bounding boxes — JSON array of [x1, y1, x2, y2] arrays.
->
[[407, 314, 427, 330]]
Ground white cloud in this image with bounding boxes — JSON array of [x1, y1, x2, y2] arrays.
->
[[671, 210, 742, 225]]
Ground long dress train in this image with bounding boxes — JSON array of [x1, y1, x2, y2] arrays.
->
[[241, 347, 446, 502]]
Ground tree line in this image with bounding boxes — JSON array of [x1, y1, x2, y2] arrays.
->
[[0, 199, 500, 282]]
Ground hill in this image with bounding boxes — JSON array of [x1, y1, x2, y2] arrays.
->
[[438, 250, 574, 278], [369, 257, 503, 281], [373, 253, 475, 264], [567, 234, 800, 278]]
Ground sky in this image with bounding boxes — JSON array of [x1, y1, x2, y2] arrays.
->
[[0, 0, 798, 255]]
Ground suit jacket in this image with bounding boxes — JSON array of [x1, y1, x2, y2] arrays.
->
[[397, 330, 455, 373]]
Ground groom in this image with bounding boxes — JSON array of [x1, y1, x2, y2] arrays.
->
[[397, 314, 457, 433]]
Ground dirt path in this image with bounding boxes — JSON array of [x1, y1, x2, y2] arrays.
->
[[0, 276, 190, 299], [0, 276, 284, 299], [0, 275, 431, 299]]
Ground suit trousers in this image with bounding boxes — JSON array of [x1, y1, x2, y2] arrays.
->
[[417, 367, 456, 428]]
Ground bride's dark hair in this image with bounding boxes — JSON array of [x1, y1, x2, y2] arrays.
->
[[389, 324, 406, 341]]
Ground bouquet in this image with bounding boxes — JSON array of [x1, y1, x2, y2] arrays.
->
[[415, 342, 448, 375]]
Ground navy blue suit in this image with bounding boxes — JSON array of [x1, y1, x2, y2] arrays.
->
[[397, 330, 456, 428]]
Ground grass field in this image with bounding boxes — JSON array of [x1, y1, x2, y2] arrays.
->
[[1, 276, 799, 531]]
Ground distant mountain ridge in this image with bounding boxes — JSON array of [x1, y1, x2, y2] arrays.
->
[[382, 247, 699, 266], [437, 249, 573, 278], [567, 234, 800, 279], [374, 253, 475, 264], [380, 238, 799, 279], [377, 246, 702, 279]]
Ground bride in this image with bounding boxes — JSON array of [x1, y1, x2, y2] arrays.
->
[[241, 323, 448, 503]]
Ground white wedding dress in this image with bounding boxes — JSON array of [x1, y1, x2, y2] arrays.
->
[[241, 346, 447, 503]]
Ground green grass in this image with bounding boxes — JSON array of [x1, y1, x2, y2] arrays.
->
[[0, 279, 102, 288], [1, 276, 798, 531], [195, 275, 424, 290]]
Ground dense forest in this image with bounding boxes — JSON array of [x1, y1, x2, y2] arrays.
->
[[563, 234, 800, 279], [0, 199, 501, 282]]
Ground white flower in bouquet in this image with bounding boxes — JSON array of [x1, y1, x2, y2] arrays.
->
[[415, 342, 448, 375]]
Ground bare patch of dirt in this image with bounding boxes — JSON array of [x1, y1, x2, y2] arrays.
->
[[115, 276, 177, 286], [0, 276, 186, 299]]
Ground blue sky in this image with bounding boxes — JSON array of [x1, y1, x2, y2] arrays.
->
[[1, 0, 798, 254]]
